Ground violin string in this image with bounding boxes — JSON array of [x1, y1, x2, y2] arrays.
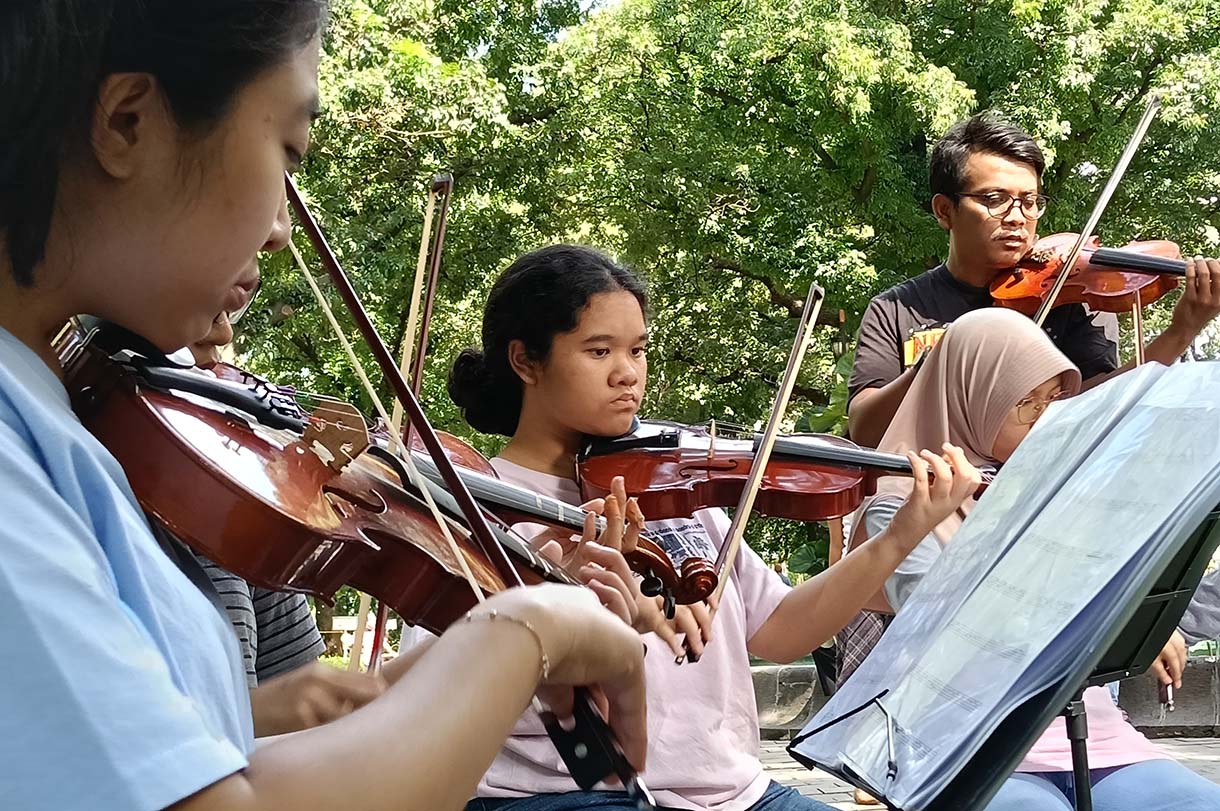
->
[[410, 450, 610, 536], [366, 446, 582, 588], [288, 238, 487, 605]]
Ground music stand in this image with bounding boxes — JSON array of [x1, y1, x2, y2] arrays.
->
[[790, 503, 1220, 811]]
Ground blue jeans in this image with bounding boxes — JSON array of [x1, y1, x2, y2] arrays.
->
[[984, 759, 1220, 810], [467, 781, 834, 811]]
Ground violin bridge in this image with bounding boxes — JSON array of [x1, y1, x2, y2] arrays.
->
[[304, 400, 370, 472]]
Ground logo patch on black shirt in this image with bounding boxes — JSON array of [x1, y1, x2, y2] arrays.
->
[[903, 326, 947, 368]]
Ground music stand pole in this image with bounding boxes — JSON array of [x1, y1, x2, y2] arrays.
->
[[1061, 688, 1093, 810]]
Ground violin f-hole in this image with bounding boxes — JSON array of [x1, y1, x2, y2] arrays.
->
[[323, 485, 388, 518], [677, 459, 740, 478]]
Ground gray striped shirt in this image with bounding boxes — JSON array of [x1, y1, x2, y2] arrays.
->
[[189, 551, 326, 688]]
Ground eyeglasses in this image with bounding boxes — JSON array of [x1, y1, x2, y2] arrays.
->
[[1014, 390, 1064, 425], [226, 278, 262, 326], [956, 191, 1050, 220]]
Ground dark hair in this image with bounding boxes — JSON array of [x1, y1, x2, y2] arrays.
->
[[929, 112, 1046, 200], [0, 0, 328, 286], [448, 244, 648, 437]]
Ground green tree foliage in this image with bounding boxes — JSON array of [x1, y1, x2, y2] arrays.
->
[[236, 0, 1220, 572]]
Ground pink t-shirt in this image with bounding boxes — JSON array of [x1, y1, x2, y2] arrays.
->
[[1016, 685, 1167, 773], [476, 457, 791, 811]]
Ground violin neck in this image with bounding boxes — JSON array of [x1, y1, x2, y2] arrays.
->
[[410, 452, 592, 533], [491, 518, 582, 587], [1091, 247, 1186, 276], [369, 448, 581, 587], [767, 435, 914, 475]]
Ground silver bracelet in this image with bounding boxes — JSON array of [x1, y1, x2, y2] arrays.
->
[[463, 608, 549, 679]]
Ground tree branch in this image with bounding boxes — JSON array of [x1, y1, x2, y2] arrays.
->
[[670, 350, 829, 406], [762, 44, 795, 66], [507, 105, 560, 126], [854, 162, 878, 205], [287, 332, 348, 395], [707, 255, 841, 325]]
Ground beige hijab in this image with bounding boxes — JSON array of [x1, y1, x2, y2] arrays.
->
[[849, 308, 1082, 550]]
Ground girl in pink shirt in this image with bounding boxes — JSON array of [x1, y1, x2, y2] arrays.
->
[[448, 244, 980, 811]]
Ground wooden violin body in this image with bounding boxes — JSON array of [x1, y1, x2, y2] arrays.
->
[[990, 232, 1185, 316], [58, 323, 579, 635], [578, 420, 920, 523]]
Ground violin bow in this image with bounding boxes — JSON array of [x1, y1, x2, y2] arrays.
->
[[1032, 94, 1161, 327], [678, 283, 825, 664], [284, 175, 655, 807], [390, 173, 454, 426], [359, 173, 456, 672], [409, 174, 453, 396], [285, 176, 512, 577]]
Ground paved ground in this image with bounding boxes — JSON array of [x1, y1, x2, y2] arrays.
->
[[761, 737, 1220, 809]]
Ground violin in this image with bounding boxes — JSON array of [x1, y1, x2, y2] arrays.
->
[[57, 321, 585, 631], [990, 232, 1186, 316], [59, 321, 652, 803], [577, 420, 946, 523], [397, 428, 717, 609], [990, 97, 1193, 326]]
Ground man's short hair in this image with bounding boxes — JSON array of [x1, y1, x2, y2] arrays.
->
[[930, 113, 1046, 199]]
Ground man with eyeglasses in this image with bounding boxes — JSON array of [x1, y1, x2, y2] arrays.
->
[[847, 112, 1220, 448]]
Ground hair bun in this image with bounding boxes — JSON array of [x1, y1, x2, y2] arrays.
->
[[447, 347, 520, 436], [447, 348, 490, 409]]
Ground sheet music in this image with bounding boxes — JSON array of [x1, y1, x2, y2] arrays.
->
[[793, 362, 1220, 808]]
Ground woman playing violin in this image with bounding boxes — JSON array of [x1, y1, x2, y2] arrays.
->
[[0, 4, 649, 809], [839, 308, 1220, 811], [447, 244, 981, 811], [848, 113, 1220, 448]]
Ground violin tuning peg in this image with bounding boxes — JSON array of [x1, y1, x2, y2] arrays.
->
[[639, 574, 664, 598]]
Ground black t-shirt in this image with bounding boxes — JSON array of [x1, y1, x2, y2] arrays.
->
[[848, 264, 1118, 403]]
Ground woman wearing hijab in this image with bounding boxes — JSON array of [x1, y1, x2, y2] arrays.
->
[[838, 308, 1220, 810]]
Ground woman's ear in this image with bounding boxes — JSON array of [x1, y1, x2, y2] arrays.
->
[[507, 339, 538, 385], [90, 73, 169, 180]]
